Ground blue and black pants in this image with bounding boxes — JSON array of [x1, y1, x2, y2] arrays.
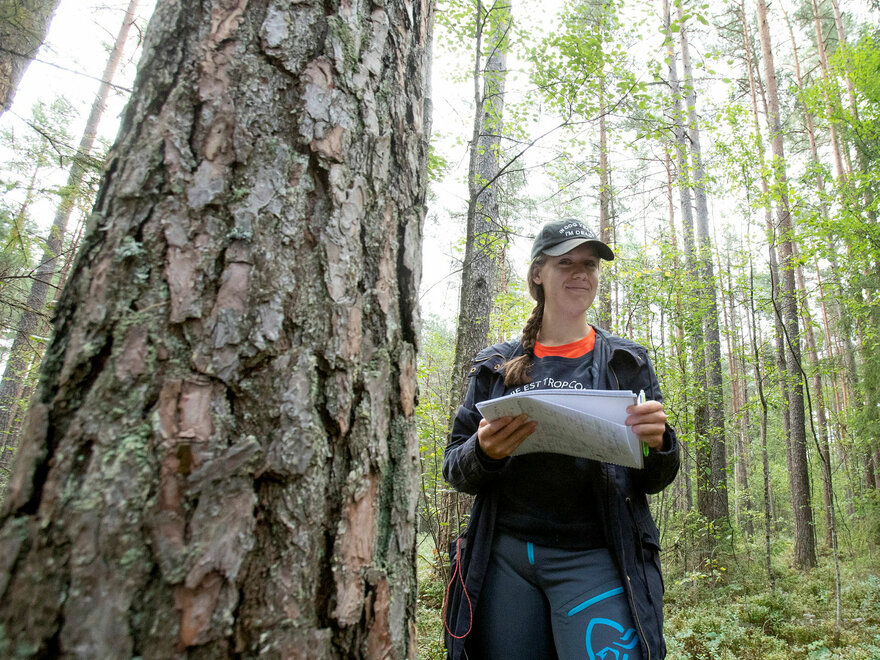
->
[[469, 531, 643, 660]]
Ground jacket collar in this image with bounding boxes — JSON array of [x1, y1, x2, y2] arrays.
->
[[483, 325, 642, 371]]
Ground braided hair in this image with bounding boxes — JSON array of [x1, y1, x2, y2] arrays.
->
[[502, 255, 547, 386]]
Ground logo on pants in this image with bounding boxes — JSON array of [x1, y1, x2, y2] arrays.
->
[[585, 618, 638, 659]]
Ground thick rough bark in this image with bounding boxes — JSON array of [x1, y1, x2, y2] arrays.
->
[[0, 0, 61, 115], [0, 0, 432, 657], [0, 0, 140, 477]]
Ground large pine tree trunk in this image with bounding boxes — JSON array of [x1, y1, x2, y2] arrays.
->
[[0, 1, 432, 656], [0, 0, 62, 115], [0, 0, 141, 478], [755, 0, 816, 570]]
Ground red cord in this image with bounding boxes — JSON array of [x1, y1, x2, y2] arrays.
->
[[442, 537, 473, 639]]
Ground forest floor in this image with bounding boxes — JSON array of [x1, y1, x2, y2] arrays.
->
[[416, 535, 880, 659]]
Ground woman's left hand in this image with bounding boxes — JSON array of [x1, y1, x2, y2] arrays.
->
[[625, 400, 667, 450]]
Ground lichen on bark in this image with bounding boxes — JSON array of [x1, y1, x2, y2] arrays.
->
[[0, 0, 432, 657]]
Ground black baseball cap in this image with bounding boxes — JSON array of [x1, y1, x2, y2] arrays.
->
[[530, 219, 614, 261]]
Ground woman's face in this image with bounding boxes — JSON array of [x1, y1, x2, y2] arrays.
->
[[532, 243, 600, 317]]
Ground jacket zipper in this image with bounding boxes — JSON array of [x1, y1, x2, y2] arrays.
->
[[607, 335, 654, 657], [624, 496, 651, 660]]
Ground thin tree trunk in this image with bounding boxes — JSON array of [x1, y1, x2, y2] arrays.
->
[[449, 0, 511, 406], [828, 0, 877, 224], [749, 259, 774, 591], [809, 0, 848, 184], [0, 0, 62, 115], [782, 8, 856, 507], [0, 0, 432, 656], [815, 261, 857, 514], [720, 247, 753, 537], [805, 0, 866, 402], [665, 147, 691, 514], [442, 0, 512, 571], [794, 251, 834, 547], [755, 0, 817, 570], [0, 0, 141, 473], [741, 8, 792, 475], [665, 0, 704, 528], [677, 0, 728, 528], [597, 76, 612, 330], [783, 10, 838, 530]]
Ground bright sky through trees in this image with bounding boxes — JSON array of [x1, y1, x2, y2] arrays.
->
[[0, 0, 156, 236]]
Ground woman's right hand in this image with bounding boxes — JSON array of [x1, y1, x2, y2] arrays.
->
[[477, 414, 537, 459]]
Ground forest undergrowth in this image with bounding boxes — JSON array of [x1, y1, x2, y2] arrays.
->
[[415, 534, 880, 659]]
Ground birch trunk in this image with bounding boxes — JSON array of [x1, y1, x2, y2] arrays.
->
[[665, 148, 692, 513], [597, 78, 612, 331], [0, 1, 432, 656]]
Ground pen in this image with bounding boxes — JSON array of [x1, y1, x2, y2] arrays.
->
[[638, 390, 650, 457]]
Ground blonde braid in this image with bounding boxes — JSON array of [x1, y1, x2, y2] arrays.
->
[[502, 257, 546, 386]]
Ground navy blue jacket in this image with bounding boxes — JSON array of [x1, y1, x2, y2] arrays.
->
[[443, 327, 680, 660]]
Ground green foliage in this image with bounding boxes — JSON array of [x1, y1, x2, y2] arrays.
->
[[415, 317, 457, 570], [664, 554, 880, 659], [427, 144, 451, 185], [0, 97, 77, 261], [528, 0, 657, 127], [489, 273, 532, 341], [416, 534, 448, 660], [0, 97, 82, 334]]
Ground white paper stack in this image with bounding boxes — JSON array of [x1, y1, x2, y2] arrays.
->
[[476, 389, 643, 468]]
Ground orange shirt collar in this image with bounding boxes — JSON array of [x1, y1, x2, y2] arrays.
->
[[533, 326, 595, 358]]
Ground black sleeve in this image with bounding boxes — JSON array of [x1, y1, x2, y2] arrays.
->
[[631, 350, 680, 495], [442, 360, 508, 495]]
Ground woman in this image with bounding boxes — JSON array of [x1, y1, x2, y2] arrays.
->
[[443, 218, 679, 660]]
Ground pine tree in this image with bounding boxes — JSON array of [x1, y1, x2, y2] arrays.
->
[[0, 0, 432, 655]]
